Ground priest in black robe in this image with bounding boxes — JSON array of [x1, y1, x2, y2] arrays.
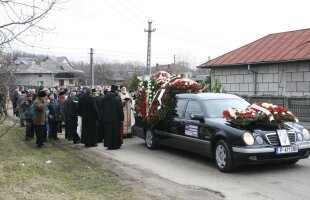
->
[[78, 87, 99, 147], [101, 85, 124, 150]]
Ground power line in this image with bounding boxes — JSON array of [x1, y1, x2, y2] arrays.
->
[[127, 0, 150, 19], [114, 0, 145, 24], [123, 0, 241, 45], [101, 0, 145, 29]]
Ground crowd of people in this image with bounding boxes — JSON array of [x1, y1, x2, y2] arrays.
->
[[10, 84, 136, 149]]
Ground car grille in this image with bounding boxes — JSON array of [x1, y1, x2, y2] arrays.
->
[[265, 130, 296, 146]]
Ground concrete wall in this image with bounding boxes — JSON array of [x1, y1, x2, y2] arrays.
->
[[16, 74, 78, 87], [210, 61, 310, 97], [16, 74, 53, 87]]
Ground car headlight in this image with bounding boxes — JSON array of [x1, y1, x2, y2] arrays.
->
[[302, 129, 310, 141], [243, 132, 254, 145]]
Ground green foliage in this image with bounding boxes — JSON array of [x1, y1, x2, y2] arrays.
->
[[129, 73, 140, 91], [211, 79, 225, 93]]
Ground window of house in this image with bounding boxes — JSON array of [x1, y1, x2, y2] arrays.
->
[[185, 100, 202, 119], [37, 81, 44, 87], [69, 79, 73, 84], [59, 80, 64, 86], [38, 74, 42, 77], [173, 99, 188, 118]]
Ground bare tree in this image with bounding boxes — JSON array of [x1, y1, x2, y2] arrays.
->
[[0, 0, 65, 47], [0, 0, 65, 130]]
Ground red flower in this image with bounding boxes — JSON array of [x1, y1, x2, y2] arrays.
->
[[223, 110, 231, 118]]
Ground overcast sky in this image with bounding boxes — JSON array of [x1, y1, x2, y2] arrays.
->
[[12, 0, 310, 67]]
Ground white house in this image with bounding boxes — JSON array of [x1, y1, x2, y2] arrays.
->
[[13, 56, 84, 87]]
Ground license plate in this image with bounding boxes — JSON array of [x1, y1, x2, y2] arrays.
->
[[276, 146, 298, 155]]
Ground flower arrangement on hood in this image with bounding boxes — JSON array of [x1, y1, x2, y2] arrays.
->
[[223, 107, 258, 126], [254, 102, 297, 123], [223, 102, 298, 126]]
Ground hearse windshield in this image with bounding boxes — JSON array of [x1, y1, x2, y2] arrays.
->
[[203, 98, 250, 118]]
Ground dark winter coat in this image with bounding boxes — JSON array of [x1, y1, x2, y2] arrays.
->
[[101, 91, 124, 122], [95, 95, 104, 120], [47, 100, 62, 122], [78, 93, 99, 124], [23, 100, 34, 120], [65, 95, 79, 119]]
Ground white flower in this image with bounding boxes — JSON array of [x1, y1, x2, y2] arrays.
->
[[287, 111, 292, 114], [262, 103, 268, 107], [274, 112, 278, 114], [282, 112, 285, 115]]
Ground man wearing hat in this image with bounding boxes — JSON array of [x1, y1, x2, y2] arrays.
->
[[101, 85, 124, 150], [78, 87, 99, 147], [33, 90, 47, 148], [65, 91, 81, 144]]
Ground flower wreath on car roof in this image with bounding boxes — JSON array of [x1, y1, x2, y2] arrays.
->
[[134, 71, 203, 126], [223, 102, 299, 127]]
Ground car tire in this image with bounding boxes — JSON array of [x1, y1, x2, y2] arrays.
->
[[145, 129, 157, 149], [215, 140, 236, 172]]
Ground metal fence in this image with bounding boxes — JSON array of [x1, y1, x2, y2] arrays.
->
[[248, 96, 310, 122]]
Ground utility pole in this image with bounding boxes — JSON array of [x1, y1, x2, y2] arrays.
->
[[174, 54, 176, 66], [89, 48, 94, 88], [144, 20, 156, 76]]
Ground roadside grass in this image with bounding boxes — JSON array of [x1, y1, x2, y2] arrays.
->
[[0, 126, 135, 200]]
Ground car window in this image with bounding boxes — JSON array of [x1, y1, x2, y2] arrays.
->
[[173, 99, 187, 118], [185, 100, 202, 120], [203, 99, 250, 118]]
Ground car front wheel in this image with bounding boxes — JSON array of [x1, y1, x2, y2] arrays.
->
[[145, 129, 157, 149], [215, 140, 236, 172]]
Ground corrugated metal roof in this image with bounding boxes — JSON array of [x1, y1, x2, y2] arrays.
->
[[199, 28, 310, 68]]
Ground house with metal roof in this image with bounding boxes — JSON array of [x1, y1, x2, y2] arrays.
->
[[198, 28, 310, 97], [13, 56, 84, 87]]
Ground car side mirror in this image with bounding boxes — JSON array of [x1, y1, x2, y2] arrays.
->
[[190, 113, 204, 122]]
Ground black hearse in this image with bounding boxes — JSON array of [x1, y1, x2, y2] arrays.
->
[[133, 93, 310, 172]]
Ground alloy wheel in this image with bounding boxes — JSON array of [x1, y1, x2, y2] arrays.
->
[[216, 144, 227, 168]]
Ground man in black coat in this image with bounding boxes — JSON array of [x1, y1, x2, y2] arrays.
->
[[93, 89, 104, 143], [78, 87, 99, 147], [66, 91, 81, 144], [47, 93, 61, 140], [101, 85, 124, 150]]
